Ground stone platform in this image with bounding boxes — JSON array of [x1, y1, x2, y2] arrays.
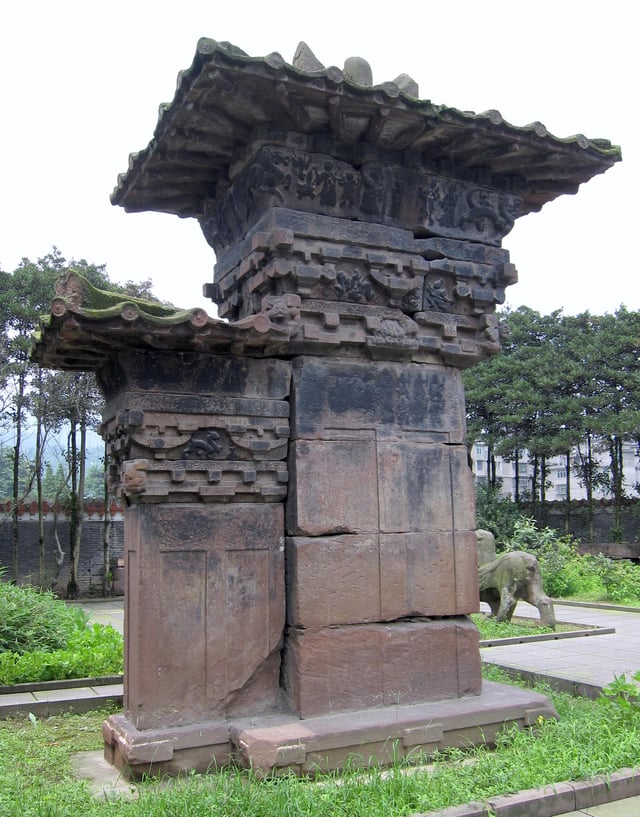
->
[[104, 680, 555, 777]]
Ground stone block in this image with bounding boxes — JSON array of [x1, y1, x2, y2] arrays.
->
[[283, 619, 481, 718], [287, 532, 478, 628], [378, 441, 474, 533], [454, 530, 481, 613], [290, 357, 466, 443], [286, 439, 379, 535], [106, 350, 291, 399], [124, 503, 284, 729], [379, 532, 457, 618], [286, 535, 380, 627]]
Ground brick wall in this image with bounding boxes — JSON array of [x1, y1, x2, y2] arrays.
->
[[0, 506, 124, 595]]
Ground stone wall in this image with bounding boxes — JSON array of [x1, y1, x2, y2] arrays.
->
[[527, 500, 640, 546], [0, 512, 124, 595]]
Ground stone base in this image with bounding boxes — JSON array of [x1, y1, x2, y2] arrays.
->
[[103, 681, 557, 778]]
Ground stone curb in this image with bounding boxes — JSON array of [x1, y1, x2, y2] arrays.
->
[[411, 767, 640, 817], [0, 676, 123, 696], [486, 665, 604, 701], [479, 626, 614, 648], [554, 600, 640, 614]]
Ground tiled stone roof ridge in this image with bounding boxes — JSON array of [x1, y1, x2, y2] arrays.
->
[[111, 39, 621, 219]]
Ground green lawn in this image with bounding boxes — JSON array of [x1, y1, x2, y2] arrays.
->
[[1, 668, 639, 817]]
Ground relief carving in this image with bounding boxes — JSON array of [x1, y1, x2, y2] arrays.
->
[[122, 459, 148, 499], [183, 430, 224, 459], [423, 278, 453, 312], [333, 270, 375, 303]]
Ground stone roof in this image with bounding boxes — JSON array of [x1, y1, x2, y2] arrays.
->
[[31, 272, 299, 370], [111, 39, 621, 219]]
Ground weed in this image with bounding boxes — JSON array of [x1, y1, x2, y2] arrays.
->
[[1, 677, 640, 817], [599, 671, 640, 721]]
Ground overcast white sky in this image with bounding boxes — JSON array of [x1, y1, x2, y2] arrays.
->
[[1, 0, 635, 317]]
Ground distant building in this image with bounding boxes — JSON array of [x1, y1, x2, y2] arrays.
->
[[471, 440, 640, 501]]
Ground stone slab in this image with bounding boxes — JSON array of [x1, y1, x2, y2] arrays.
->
[[103, 680, 556, 779], [289, 357, 466, 442], [283, 618, 481, 718], [286, 532, 478, 627], [287, 437, 476, 536], [102, 351, 291, 401], [231, 680, 557, 775], [124, 503, 284, 729]]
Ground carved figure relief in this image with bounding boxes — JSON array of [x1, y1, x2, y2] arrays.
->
[[183, 430, 223, 459], [423, 278, 453, 312], [122, 460, 148, 498], [333, 270, 374, 303]]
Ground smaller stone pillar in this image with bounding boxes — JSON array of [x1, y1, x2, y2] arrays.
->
[[98, 350, 291, 768]]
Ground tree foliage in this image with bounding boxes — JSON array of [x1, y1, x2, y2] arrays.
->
[[464, 306, 640, 538], [0, 248, 160, 591]]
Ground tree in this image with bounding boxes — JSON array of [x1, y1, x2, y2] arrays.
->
[[463, 306, 640, 538], [1, 248, 162, 589]]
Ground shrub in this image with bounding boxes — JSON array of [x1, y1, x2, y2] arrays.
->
[[475, 482, 527, 546], [504, 517, 606, 598], [503, 517, 640, 603], [593, 555, 640, 604], [0, 568, 85, 654], [0, 624, 123, 685]]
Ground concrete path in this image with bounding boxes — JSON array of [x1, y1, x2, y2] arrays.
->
[[481, 601, 640, 697], [72, 599, 125, 634]]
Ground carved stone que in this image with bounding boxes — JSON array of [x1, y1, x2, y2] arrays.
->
[[32, 39, 619, 777]]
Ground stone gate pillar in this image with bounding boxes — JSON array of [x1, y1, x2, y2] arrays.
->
[[33, 39, 620, 776]]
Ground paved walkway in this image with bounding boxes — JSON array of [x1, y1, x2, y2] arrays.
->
[[481, 601, 640, 697], [73, 599, 125, 634], [1, 599, 639, 814]]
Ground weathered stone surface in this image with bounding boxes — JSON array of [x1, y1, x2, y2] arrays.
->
[[378, 442, 475, 533], [283, 618, 481, 718], [124, 503, 284, 729], [287, 357, 475, 538], [286, 438, 379, 535], [290, 357, 466, 442], [105, 681, 558, 777], [287, 438, 475, 537], [286, 532, 478, 628], [286, 535, 380, 626], [101, 350, 292, 401], [99, 352, 291, 503]]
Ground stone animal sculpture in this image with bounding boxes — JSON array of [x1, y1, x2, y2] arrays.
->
[[478, 551, 556, 629]]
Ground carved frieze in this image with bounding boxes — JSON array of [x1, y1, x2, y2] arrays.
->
[[200, 144, 522, 264], [209, 212, 515, 356], [113, 457, 288, 503], [201, 146, 361, 254], [104, 410, 289, 464]]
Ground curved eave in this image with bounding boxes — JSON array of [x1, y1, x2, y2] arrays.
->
[[111, 39, 621, 219]]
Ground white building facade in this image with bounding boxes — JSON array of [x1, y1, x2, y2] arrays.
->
[[471, 440, 640, 501]]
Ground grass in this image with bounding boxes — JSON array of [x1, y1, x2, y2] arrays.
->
[[1, 669, 639, 817], [472, 613, 584, 641]]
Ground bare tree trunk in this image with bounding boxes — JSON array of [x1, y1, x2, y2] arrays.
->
[[35, 408, 45, 587], [67, 422, 79, 599], [101, 441, 111, 596], [51, 512, 65, 593], [11, 371, 27, 583], [565, 451, 571, 534]]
